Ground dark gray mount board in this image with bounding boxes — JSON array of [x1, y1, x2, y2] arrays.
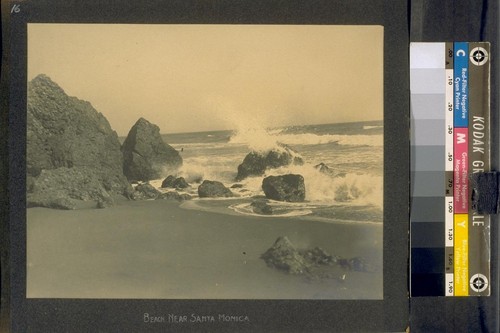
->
[[0, 0, 497, 332]]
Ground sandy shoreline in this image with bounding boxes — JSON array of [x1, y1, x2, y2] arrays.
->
[[27, 199, 382, 299]]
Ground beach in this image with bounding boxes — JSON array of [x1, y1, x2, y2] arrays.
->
[[27, 198, 382, 299]]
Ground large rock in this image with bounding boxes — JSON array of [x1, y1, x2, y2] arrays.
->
[[262, 237, 347, 279], [261, 236, 309, 274], [235, 146, 304, 181], [198, 180, 233, 198], [161, 175, 175, 188], [262, 174, 305, 202], [157, 191, 192, 201], [131, 183, 161, 200], [161, 176, 189, 189], [122, 118, 182, 182], [27, 74, 131, 208]]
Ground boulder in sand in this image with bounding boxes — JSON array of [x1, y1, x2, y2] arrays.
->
[[198, 180, 233, 198], [262, 174, 305, 202], [131, 183, 161, 200], [261, 236, 309, 274], [122, 118, 182, 182], [236, 146, 304, 181], [261, 237, 359, 280], [157, 191, 192, 201]]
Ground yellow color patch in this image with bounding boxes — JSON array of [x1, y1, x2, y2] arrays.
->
[[454, 214, 468, 296]]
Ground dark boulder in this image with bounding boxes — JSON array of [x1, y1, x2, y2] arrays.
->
[[198, 180, 233, 198], [161, 175, 175, 188], [250, 200, 273, 215], [161, 176, 189, 189], [314, 162, 345, 178], [230, 183, 244, 188], [262, 174, 305, 202], [26, 74, 131, 208], [262, 237, 351, 280], [157, 191, 192, 201], [261, 236, 309, 274], [235, 146, 304, 181], [122, 117, 182, 182], [314, 162, 332, 175], [172, 177, 189, 189], [131, 183, 161, 200]]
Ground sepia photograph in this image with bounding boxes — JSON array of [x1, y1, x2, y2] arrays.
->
[[26, 24, 384, 299]]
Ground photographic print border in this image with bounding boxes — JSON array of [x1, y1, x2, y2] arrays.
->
[[7, 0, 409, 331]]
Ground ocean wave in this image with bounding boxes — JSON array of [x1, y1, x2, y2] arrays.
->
[[229, 131, 383, 148], [229, 202, 313, 217], [236, 163, 383, 209], [363, 125, 383, 130]]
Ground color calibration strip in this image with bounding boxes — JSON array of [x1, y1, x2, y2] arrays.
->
[[410, 42, 491, 296]]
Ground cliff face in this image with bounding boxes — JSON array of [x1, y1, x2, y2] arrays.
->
[[27, 74, 131, 207], [122, 117, 182, 182]]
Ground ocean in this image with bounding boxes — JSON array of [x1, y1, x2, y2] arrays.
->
[[28, 120, 384, 299], [156, 120, 383, 224]]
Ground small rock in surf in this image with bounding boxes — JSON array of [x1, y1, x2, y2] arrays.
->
[[262, 174, 305, 202]]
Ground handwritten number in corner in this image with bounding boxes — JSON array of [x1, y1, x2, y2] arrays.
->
[[11, 4, 21, 14]]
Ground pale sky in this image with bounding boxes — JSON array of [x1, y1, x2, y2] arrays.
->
[[28, 24, 383, 135]]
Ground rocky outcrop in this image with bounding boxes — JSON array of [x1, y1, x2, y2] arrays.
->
[[314, 162, 332, 175], [261, 237, 372, 279], [157, 191, 192, 201], [27, 74, 131, 208], [235, 146, 304, 181], [338, 257, 376, 272], [198, 180, 233, 198], [161, 175, 189, 189], [122, 118, 182, 182], [262, 174, 305, 202], [314, 162, 345, 178], [261, 236, 309, 274], [161, 175, 175, 188], [250, 199, 273, 215], [131, 183, 161, 200]]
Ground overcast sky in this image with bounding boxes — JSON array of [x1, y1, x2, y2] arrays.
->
[[28, 24, 383, 135]]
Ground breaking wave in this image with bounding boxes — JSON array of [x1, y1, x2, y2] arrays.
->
[[229, 131, 382, 148]]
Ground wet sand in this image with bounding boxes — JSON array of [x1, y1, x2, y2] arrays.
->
[[27, 199, 382, 299]]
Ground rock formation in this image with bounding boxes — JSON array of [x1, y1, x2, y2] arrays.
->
[[161, 175, 189, 189], [314, 162, 345, 178], [197, 180, 233, 198], [157, 191, 192, 201], [161, 175, 175, 188], [235, 145, 304, 181], [262, 174, 305, 202], [131, 183, 161, 200], [122, 118, 182, 182], [262, 236, 372, 279], [250, 199, 273, 215], [261, 236, 309, 274], [27, 74, 131, 208]]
